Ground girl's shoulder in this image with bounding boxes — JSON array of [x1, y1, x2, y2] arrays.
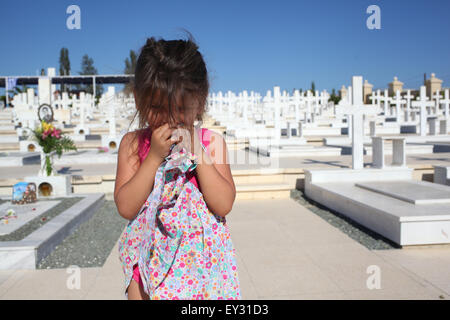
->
[[118, 128, 151, 160], [120, 128, 148, 147]]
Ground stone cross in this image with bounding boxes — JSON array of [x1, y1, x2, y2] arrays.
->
[[440, 89, 450, 119], [433, 90, 443, 116], [217, 91, 223, 115], [403, 90, 414, 122], [108, 91, 117, 138], [293, 89, 301, 122], [281, 90, 289, 117], [379, 89, 391, 116], [390, 90, 406, 122], [369, 89, 381, 108], [263, 90, 272, 123], [250, 91, 255, 115], [227, 90, 234, 118], [273, 86, 281, 139], [242, 90, 249, 123], [319, 90, 328, 115], [411, 86, 435, 136], [27, 88, 35, 107], [60, 92, 70, 110], [79, 92, 86, 129], [348, 86, 353, 104], [209, 93, 216, 114], [337, 76, 378, 170], [304, 91, 314, 123]]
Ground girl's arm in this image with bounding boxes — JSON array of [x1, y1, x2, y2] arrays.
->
[[114, 131, 160, 220], [193, 130, 236, 217]]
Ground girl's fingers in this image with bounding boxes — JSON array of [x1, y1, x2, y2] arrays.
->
[[156, 123, 172, 139], [164, 136, 182, 150], [161, 127, 176, 141], [164, 138, 176, 149], [155, 123, 169, 137]]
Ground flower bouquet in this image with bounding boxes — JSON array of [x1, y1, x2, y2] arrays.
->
[[30, 121, 77, 176]]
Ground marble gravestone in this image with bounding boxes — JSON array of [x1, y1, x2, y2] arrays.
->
[[304, 76, 450, 246]]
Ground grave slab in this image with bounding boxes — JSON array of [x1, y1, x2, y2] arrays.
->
[[0, 193, 105, 270], [250, 145, 342, 157], [355, 180, 450, 205], [0, 200, 59, 235], [305, 168, 450, 246]]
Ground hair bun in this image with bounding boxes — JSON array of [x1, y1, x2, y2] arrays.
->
[[144, 37, 166, 64]]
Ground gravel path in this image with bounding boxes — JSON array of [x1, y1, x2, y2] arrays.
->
[[37, 200, 128, 269], [290, 189, 399, 250]]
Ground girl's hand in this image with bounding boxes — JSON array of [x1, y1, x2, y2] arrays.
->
[[171, 125, 202, 156], [147, 123, 182, 164]]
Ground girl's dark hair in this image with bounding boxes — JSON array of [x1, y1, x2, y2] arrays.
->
[[127, 31, 209, 160]]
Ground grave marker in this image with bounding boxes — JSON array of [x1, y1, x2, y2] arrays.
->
[[411, 86, 435, 136]]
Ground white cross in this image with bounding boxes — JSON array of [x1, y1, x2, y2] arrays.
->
[[390, 90, 406, 121], [411, 86, 435, 136], [369, 89, 381, 107], [228, 91, 236, 117], [377, 89, 390, 116], [241, 90, 249, 123], [318, 91, 328, 116], [304, 91, 315, 123], [336, 76, 379, 169], [433, 90, 443, 116], [403, 90, 414, 122], [209, 92, 216, 114], [320, 91, 328, 107], [217, 91, 223, 114], [273, 86, 281, 138], [313, 90, 321, 114], [293, 90, 302, 122], [440, 89, 450, 119]]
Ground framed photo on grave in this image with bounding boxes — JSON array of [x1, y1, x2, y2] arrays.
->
[[38, 103, 54, 123]]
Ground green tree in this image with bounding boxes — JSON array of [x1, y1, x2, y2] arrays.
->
[[329, 88, 341, 104], [59, 47, 71, 92], [78, 54, 103, 97], [124, 50, 137, 93], [124, 50, 137, 74], [311, 81, 316, 93]]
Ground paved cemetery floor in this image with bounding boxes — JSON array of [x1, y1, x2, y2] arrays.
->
[[1, 150, 450, 180], [0, 198, 448, 300]]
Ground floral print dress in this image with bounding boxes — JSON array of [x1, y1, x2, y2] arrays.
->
[[118, 128, 241, 300]]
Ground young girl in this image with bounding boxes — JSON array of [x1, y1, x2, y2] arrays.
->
[[114, 34, 240, 300]]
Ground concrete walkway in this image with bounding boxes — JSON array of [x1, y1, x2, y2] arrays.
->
[[1, 198, 449, 299]]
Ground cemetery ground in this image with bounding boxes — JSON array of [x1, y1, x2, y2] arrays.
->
[[0, 150, 449, 299]]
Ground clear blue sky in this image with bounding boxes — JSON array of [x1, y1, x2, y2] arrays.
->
[[1, 0, 449, 95]]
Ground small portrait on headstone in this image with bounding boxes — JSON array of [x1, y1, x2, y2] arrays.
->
[[38, 104, 54, 123]]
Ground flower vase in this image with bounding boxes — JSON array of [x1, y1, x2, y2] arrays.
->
[[39, 151, 57, 177]]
